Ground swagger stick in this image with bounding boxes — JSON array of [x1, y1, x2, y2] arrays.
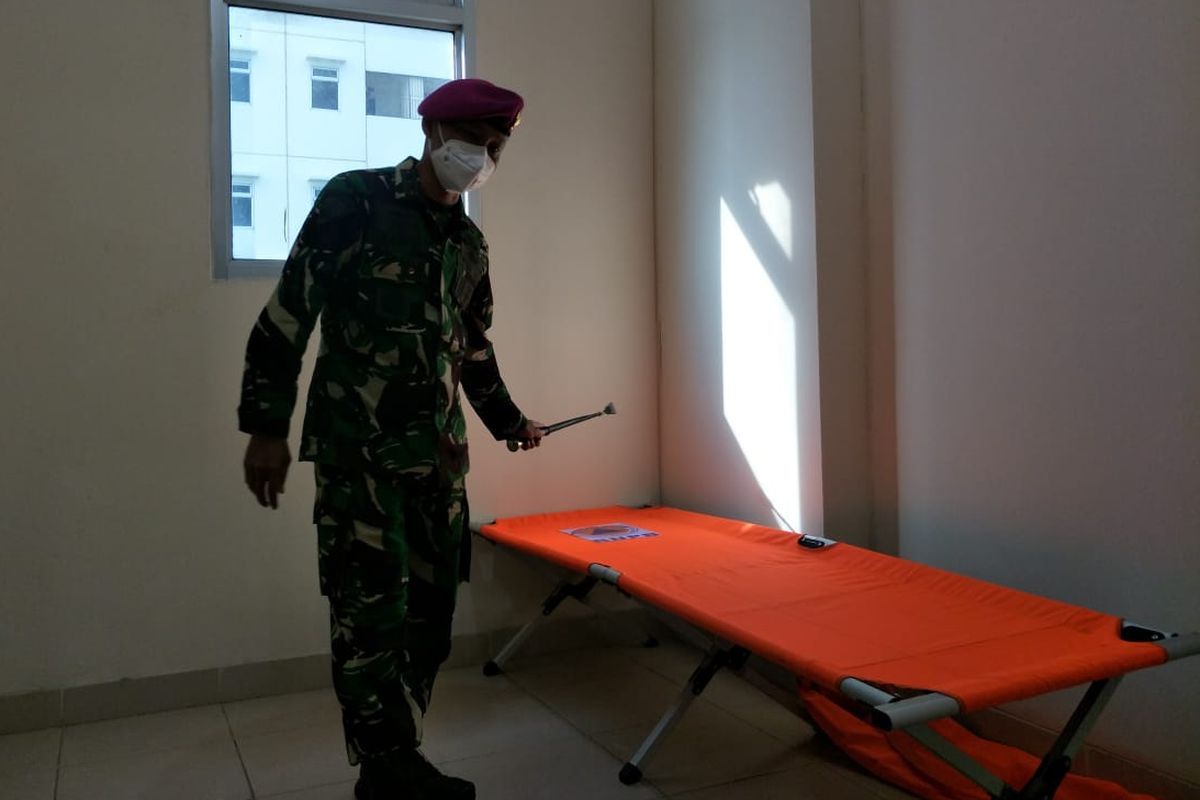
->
[[507, 402, 616, 452]]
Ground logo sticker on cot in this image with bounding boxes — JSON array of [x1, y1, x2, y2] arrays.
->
[[561, 523, 659, 543]]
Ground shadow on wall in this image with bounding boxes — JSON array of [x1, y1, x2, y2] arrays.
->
[[718, 183, 803, 533]]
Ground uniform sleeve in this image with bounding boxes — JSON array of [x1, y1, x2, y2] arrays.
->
[[237, 174, 364, 437], [461, 269, 527, 440]]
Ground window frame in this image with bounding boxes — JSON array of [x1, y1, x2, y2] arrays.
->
[[210, 0, 473, 280]]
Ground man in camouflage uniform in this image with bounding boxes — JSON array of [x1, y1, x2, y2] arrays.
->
[[238, 79, 540, 800]]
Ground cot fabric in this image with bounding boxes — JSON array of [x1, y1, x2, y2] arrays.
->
[[799, 688, 1156, 800], [479, 506, 1166, 712]]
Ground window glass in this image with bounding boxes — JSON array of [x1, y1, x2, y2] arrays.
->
[[224, 6, 456, 263], [311, 66, 339, 110], [232, 182, 253, 227], [230, 58, 251, 102], [366, 72, 448, 119]]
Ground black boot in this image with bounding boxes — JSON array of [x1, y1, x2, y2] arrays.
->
[[355, 750, 475, 800]]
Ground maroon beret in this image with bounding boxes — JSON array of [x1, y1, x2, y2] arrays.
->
[[418, 78, 524, 135]]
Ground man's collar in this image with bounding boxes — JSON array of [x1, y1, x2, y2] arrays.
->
[[395, 157, 421, 198], [397, 156, 468, 221]]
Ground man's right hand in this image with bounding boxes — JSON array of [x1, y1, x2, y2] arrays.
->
[[243, 435, 292, 509]]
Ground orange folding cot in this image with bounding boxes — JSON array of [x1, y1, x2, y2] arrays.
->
[[474, 506, 1197, 799]]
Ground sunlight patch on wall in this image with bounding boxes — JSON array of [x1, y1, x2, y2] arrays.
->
[[720, 197, 801, 530]]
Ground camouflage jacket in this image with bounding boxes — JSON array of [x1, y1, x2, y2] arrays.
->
[[238, 157, 526, 486]]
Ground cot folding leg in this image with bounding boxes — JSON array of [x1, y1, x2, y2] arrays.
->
[[482, 575, 600, 676], [1012, 676, 1121, 799], [618, 642, 752, 785], [842, 676, 1124, 800], [840, 626, 1200, 799], [909, 677, 1120, 800]]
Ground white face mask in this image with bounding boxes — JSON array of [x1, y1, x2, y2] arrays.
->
[[430, 124, 496, 193]]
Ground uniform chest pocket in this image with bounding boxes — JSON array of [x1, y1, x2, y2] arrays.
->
[[368, 262, 430, 328]]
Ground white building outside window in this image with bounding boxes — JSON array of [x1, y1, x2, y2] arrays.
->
[[212, 0, 466, 278]]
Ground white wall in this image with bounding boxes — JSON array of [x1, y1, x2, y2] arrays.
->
[[655, 0, 870, 544], [0, 0, 655, 696], [863, 0, 1200, 780], [469, 0, 658, 520]]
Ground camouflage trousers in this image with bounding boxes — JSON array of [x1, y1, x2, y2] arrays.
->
[[313, 463, 469, 766]]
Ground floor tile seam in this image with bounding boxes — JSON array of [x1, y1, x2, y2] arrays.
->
[[819, 758, 913, 799], [221, 703, 258, 799], [57, 731, 238, 770], [425, 708, 589, 765], [763, 759, 883, 797], [631, 644, 704, 685], [712, 695, 812, 745], [503, 653, 653, 694], [409, 666, 575, 766], [0, 763, 50, 781], [635, 719, 802, 761], [439, 664, 657, 778], [659, 770, 782, 800], [484, 663, 647, 734], [633, 645, 814, 745], [223, 708, 344, 743], [628, 648, 793, 720], [256, 776, 358, 800], [531, 701, 710, 741], [593, 708, 828, 794], [664, 762, 866, 800], [498, 662, 693, 796], [662, 749, 812, 794], [506, 658, 744, 745], [511, 670, 695, 710], [509, 655, 813, 767], [52, 725, 63, 800], [441, 655, 803, 795]]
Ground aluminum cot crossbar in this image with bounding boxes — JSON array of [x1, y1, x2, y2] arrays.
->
[[472, 506, 1198, 799]]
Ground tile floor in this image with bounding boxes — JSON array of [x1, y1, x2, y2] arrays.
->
[[0, 640, 916, 800]]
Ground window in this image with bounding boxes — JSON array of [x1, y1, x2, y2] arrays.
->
[[232, 180, 254, 227], [311, 65, 340, 110], [230, 56, 251, 103], [367, 73, 448, 119], [211, 0, 466, 279]]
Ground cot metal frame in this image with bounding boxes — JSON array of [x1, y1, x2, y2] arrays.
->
[[483, 562, 755, 785], [473, 526, 1200, 796], [473, 538, 761, 785], [833, 624, 1199, 800], [840, 676, 1121, 800]]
